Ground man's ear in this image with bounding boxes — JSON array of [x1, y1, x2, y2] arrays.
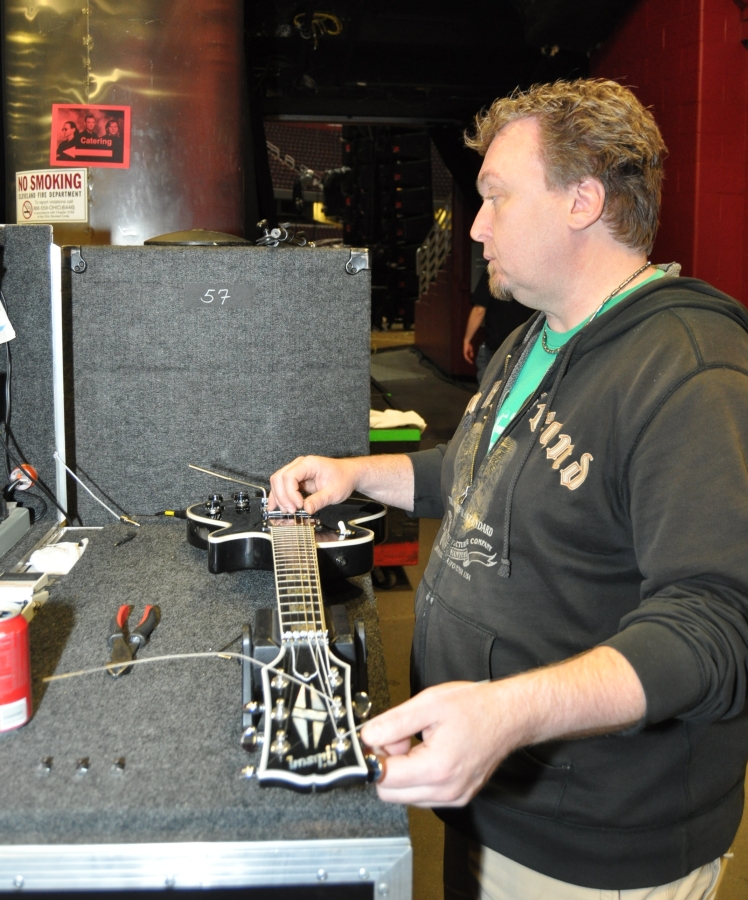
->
[[568, 177, 605, 231]]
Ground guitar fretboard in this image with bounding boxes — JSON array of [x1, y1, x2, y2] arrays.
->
[[270, 521, 326, 636]]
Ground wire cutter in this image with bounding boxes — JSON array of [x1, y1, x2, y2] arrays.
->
[[106, 604, 160, 677]]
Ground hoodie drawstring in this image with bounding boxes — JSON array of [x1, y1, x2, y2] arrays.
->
[[498, 329, 583, 578]]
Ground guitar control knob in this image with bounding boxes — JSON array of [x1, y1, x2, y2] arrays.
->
[[205, 494, 224, 519], [270, 730, 291, 756], [234, 491, 250, 513]]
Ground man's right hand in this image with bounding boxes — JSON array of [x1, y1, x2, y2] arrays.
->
[[268, 456, 360, 514], [268, 453, 416, 514]]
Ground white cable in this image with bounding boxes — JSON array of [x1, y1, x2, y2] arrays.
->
[[53, 451, 137, 526]]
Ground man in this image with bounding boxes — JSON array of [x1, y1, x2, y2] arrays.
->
[[270, 80, 748, 899], [79, 113, 98, 144], [105, 119, 124, 163], [56, 121, 78, 161], [463, 268, 529, 383]]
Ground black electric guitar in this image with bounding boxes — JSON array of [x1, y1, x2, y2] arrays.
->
[[244, 512, 378, 790], [187, 492, 386, 578]]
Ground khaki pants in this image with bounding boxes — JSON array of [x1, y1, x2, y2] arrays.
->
[[443, 826, 722, 900]]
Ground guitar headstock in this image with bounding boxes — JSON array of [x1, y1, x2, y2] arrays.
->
[[249, 642, 371, 791]]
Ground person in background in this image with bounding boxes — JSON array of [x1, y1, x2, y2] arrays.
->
[[463, 268, 529, 383], [105, 119, 124, 163], [56, 121, 78, 161]]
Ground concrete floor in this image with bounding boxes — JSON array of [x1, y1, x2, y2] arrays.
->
[[371, 345, 748, 900]]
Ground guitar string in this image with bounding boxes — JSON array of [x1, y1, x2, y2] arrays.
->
[[43, 648, 351, 728], [301, 521, 341, 718], [298, 521, 341, 730], [41, 648, 415, 749], [42, 650, 482, 756], [293, 519, 357, 745], [271, 519, 340, 730]]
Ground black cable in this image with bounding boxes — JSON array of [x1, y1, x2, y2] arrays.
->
[[16, 490, 48, 525]]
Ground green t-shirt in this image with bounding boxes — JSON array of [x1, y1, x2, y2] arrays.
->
[[488, 269, 665, 450]]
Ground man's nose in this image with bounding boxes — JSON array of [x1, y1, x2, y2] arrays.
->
[[470, 205, 489, 243]]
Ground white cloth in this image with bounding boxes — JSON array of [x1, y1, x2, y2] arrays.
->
[[28, 539, 89, 575], [369, 408, 427, 432]]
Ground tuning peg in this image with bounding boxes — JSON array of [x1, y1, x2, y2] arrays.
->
[[271, 670, 289, 691], [271, 699, 289, 723], [353, 692, 372, 722], [333, 728, 351, 755], [243, 700, 264, 716], [365, 753, 383, 782], [270, 730, 291, 756], [240, 725, 263, 751]]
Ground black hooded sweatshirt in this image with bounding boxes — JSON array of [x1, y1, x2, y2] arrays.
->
[[407, 273, 748, 890]]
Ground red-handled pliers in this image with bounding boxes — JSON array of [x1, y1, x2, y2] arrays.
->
[[106, 604, 160, 677]]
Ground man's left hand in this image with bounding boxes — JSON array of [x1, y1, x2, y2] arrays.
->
[[360, 646, 647, 807]]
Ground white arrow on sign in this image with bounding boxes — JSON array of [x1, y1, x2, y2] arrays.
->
[[62, 147, 113, 158]]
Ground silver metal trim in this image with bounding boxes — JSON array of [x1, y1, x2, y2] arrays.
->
[[0, 837, 412, 895], [346, 249, 370, 274], [50, 244, 68, 521], [67, 246, 87, 274]]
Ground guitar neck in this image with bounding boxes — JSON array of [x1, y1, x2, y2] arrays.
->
[[270, 522, 327, 638]]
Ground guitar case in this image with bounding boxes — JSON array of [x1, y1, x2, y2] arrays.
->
[[60, 244, 371, 524]]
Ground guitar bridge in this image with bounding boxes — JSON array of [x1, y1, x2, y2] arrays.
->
[[265, 508, 312, 519]]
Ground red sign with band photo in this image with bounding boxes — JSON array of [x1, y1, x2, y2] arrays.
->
[[50, 104, 131, 169]]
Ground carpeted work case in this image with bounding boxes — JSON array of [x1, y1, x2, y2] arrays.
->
[[61, 244, 371, 525]]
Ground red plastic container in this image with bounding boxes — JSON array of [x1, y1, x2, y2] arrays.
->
[[0, 609, 31, 732]]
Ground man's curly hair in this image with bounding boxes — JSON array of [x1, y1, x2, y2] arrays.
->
[[465, 79, 667, 255]]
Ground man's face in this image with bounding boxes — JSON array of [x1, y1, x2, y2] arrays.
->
[[61, 123, 74, 141], [470, 117, 575, 309], [106, 122, 119, 136], [85, 117, 96, 132]]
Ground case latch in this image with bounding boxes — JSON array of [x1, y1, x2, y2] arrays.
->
[[67, 247, 87, 274], [346, 249, 370, 274]]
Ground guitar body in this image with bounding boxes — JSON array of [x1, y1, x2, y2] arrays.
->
[[186, 496, 386, 577]]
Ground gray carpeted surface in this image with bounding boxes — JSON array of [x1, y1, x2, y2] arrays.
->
[[63, 245, 371, 525], [0, 519, 407, 846]]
